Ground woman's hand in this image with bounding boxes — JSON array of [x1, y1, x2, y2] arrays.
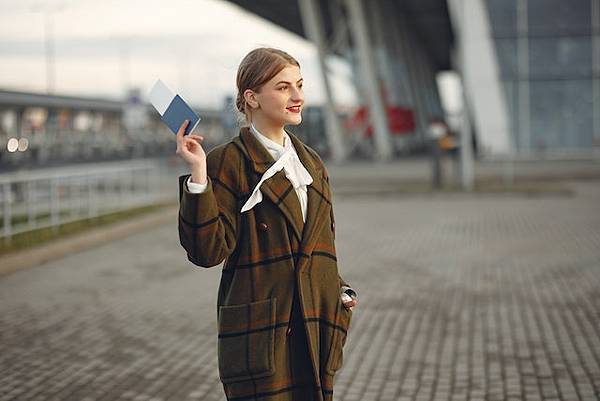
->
[[175, 120, 207, 173], [343, 297, 358, 311]]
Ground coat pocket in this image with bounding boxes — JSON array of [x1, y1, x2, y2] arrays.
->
[[217, 297, 277, 383], [325, 294, 352, 375]]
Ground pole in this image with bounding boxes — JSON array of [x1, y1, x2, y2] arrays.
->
[[298, 0, 347, 163]]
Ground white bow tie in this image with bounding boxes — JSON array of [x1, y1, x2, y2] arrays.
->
[[241, 140, 313, 214]]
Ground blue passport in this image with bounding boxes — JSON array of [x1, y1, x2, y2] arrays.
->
[[162, 95, 201, 135], [148, 79, 201, 136]]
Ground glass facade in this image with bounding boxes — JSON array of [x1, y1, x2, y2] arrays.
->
[[485, 0, 598, 152]]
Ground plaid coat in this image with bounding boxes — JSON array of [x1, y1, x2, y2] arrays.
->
[[178, 126, 354, 401]]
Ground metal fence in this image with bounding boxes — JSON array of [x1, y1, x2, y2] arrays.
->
[[0, 158, 184, 244]]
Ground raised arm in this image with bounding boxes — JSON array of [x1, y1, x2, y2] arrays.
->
[[177, 143, 241, 267]]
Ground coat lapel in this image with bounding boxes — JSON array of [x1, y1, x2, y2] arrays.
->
[[235, 127, 305, 242], [233, 127, 331, 262], [285, 130, 333, 266]]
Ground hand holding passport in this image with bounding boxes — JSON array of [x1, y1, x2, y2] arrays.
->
[[148, 79, 207, 176], [174, 118, 207, 172]]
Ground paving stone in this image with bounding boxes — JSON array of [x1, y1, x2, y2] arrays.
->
[[0, 179, 599, 400]]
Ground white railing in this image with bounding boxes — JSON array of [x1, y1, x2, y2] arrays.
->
[[0, 158, 184, 244]]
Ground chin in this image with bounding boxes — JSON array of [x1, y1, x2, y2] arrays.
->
[[285, 115, 302, 126]]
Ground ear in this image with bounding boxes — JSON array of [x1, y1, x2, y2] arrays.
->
[[243, 89, 260, 110]]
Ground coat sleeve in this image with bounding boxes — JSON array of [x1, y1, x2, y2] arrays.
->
[[178, 144, 241, 268]]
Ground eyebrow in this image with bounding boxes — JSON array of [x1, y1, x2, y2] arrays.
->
[[275, 78, 303, 85]]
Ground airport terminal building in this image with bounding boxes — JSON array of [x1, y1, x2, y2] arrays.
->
[[229, 0, 599, 158], [483, 0, 599, 154], [1, 0, 598, 169]]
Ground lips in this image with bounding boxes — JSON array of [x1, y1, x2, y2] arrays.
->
[[286, 105, 301, 113]]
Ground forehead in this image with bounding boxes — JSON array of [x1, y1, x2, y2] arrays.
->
[[269, 65, 302, 83]]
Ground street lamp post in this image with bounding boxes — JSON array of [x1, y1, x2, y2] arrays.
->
[[31, 3, 65, 94]]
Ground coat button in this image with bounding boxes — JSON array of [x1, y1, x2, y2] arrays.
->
[[286, 326, 292, 336], [259, 222, 268, 231]]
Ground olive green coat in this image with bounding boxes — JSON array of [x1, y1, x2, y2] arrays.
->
[[177, 126, 354, 400]]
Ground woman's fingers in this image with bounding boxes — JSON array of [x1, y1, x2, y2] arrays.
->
[[175, 120, 188, 150], [343, 298, 358, 310], [185, 136, 204, 148], [178, 133, 204, 150], [188, 136, 204, 146], [175, 120, 206, 167], [176, 135, 196, 156], [176, 120, 190, 138], [183, 137, 199, 151], [175, 121, 206, 149], [184, 134, 205, 147]]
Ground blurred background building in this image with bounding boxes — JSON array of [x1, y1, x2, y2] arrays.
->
[[2, 0, 597, 172], [0, 0, 598, 241], [482, 0, 598, 155]]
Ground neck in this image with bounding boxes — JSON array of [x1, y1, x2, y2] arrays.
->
[[251, 118, 285, 146]]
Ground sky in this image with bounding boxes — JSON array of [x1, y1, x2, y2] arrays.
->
[[0, 0, 359, 109]]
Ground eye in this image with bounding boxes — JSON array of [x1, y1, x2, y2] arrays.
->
[[278, 86, 287, 91]]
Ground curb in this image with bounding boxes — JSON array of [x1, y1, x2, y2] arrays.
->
[[0, 205, 178, 278]]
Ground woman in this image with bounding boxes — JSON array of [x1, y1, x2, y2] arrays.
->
[[175, 47, 358, 401]]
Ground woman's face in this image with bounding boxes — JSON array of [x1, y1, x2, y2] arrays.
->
[[252, 64, 304, 127]]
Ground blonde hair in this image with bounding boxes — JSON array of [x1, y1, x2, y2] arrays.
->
[[235, 47, 300, 126]]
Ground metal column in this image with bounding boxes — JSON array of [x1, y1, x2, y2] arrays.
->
[[394, 8, 432, 143], [298, 0, 347, 163], [447, 0, 475, 190], [344, 0, 392, 161], [516, 0, 530, 154]]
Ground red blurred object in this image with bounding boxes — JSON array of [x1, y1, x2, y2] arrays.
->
[[344, 105, 415, 138]]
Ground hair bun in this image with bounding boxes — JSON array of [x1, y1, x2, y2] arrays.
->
[[235, 93, 245, 113]]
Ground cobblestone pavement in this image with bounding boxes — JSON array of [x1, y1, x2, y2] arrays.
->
[[1, 180, 599, 401]]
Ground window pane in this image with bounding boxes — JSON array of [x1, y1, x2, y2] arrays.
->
[[563, 80, 593, 148], [529, 37, 593, 79], [528, 0, 591, 36], [494, 39, 518, 79], [485, 0, 517, 37], [529, 80, 593, 150]]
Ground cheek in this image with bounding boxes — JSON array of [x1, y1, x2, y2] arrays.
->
[[266, 96, 287, 113]]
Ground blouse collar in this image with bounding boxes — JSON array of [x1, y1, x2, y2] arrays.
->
[[250, 123, 290, 159]]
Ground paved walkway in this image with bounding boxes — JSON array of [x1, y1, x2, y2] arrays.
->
[[1, 179, 599, 400], [325, 157, 600, 185]]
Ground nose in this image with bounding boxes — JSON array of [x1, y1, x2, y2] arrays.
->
[[291, 86, 303, 102]]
